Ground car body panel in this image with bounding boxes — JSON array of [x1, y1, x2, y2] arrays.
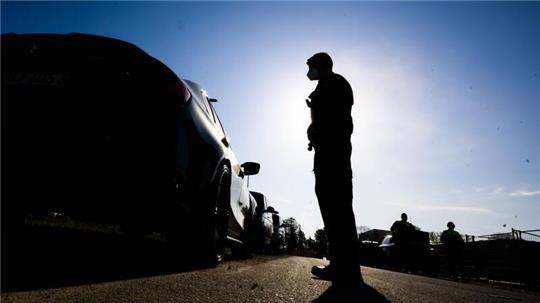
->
[[249, 192, 274, 251], [379, 235, 395, 257], [182, 79, 253, 237], [1, 32, 256, 245]]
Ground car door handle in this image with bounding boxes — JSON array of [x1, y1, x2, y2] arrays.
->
[[221, 137, 229, 147]]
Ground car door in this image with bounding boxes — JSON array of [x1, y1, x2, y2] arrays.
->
[[202, 93, 249, 238]]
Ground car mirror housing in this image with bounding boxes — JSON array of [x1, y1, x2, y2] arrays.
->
[[241, 162, 260, 176], [265, 206, 278, 214]]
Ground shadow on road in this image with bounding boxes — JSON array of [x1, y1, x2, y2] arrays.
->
[[313, 283, 390, 303], [2, 227, 211, 292]]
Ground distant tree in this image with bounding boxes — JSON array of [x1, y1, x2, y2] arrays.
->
[[314, 228, 328, 258], [305, 237, 316, 251], [297, 225, 306, 251], [356, 225, 371, 234], [429, 232, 441, 244], [282, 217, 299, 252]]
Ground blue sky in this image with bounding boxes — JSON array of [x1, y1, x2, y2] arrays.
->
[[2, 1, 539, 238]]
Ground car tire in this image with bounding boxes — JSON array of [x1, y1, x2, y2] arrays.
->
[[232, 240, 253, 259], [198, 164, 230, 266]]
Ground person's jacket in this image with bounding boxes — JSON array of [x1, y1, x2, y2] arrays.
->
[[441, 230, 464, 249], [307, 72, 353, 149], [391, 220, 415, 244]]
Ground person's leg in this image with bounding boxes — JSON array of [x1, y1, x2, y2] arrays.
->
[[328, 176, 362, 282], [312, 142, 362, 283], [456, 249, 465, 278], [447, 252, 456, 277], [313, 148, 340, 268], [313, 170, 336, 279], [315, 168, 361, 281]]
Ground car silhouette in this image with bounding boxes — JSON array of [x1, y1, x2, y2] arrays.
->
[[378, 232, 434, 273], [379, 235, 395, 258], [249, 191, 280, 253], [1, 32, 259, 265]]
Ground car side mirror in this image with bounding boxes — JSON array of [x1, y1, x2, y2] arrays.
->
[[241, 162, 260, 176], [266, 206, 278, 214]]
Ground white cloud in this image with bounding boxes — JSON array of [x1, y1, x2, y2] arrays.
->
[[416, 205, 495, 215], [511, 190, 540, 197], [454, 186, 504, 196], [493, 187, 505, 195]]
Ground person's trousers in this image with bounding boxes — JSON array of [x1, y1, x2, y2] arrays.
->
[[314, 142, 360, 279]]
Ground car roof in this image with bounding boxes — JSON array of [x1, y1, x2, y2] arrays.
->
[[2, 32, 181, 85], [183, 79, 201, 92], [2, 32, 147, 59]]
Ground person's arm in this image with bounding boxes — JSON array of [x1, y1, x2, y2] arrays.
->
[[440, 231, 447, 244], [457, 232, 465, 245], [307, 89, 322, 146]]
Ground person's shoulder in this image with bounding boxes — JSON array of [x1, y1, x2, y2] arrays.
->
[[332, 73, 350, 84], [332, 73, 353, 94]]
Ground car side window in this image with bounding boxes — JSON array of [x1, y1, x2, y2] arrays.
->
[[209, 101, 226, 138], [199, 89, 214, 122], [186, 85, 212, 122], [205, 97, 218, 124]]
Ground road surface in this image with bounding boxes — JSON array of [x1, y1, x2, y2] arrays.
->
[[2, 255, 538, 302]]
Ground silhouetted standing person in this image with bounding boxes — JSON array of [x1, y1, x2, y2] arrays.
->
[[441, 221, 465, 278], [390, 213, 414, 270], [306, 53, 363, 286], [390, 213, 414, 239]]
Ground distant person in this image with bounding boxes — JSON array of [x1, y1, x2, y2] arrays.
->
[[305, 52, 363, 286], [440, 221, 465, 278], [390, 213, 415, 270], [390, 213, 414, 241]]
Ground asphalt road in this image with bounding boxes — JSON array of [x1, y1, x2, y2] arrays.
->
[[2, 255, 539, 303]]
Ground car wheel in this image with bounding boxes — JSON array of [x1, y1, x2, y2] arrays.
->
[[199, 165, 230, 266], [232, 240, 253, 259]]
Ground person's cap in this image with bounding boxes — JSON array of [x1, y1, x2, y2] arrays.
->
[[447, 221, 455, 228], [306, 52, 333, 71]]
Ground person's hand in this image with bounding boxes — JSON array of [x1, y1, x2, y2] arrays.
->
[[307, 124, 316, 151], [307, 124, 315, 141]]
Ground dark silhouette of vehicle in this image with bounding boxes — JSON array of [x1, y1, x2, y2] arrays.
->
[[249, 191, 274, 252], [1, 33, 259, 265], [249, 191, 283, 254], [271, 209, 286, 254], [379, 235, 395, 258], [378, 232, 435, 273]]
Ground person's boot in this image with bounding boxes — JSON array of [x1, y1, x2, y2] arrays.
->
[[333, 271, 364, 289]]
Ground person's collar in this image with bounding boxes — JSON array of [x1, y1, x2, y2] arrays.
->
[[318, 71, 334, 81]]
